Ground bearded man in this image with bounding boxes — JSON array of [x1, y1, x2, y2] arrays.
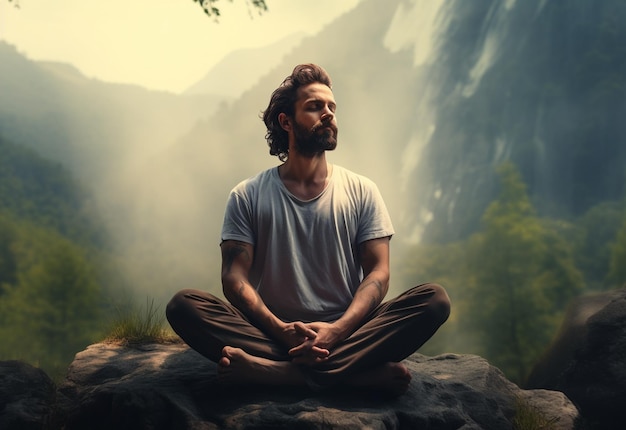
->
[[166, 64, 450, 395]]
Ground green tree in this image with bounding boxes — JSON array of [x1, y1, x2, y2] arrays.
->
[[0, 220, 103, 378], [465, 162, 583, 384], [571, 201, 624, 290]]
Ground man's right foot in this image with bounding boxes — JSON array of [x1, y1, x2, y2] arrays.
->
[[217, 346, 306, 386]]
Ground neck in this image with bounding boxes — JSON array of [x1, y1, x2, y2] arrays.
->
[[279, 152, 328, 184], [278, 153, 332, 200]]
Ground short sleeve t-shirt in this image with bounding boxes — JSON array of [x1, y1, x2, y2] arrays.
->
[[221, 164, 394, 322]]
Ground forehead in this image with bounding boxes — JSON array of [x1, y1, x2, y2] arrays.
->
[[296, 82, 335, 104]]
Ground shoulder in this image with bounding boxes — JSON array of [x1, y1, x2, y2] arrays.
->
[[230, 167, 277, 195], [333, 165, 379, 191]]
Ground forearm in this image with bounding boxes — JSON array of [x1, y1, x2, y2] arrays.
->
[[332, 269, 389, 339], [222, 274, 285, 338]]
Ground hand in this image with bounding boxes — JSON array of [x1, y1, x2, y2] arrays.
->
[[288, 322, 344, 365]]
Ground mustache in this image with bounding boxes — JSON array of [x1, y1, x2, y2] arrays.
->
[[311, 121, 337, 134]]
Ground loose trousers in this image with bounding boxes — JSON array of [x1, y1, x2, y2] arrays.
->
[[166, 283, 450, 387]]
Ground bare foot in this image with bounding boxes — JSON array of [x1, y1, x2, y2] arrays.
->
[[347, 362, 412, 397], [217, 346, 306, 386]]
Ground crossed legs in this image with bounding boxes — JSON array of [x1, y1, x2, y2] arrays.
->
[[166, 283, 450, 394]]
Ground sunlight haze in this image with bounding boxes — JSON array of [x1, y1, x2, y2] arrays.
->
[[0, 0, 361, 93]]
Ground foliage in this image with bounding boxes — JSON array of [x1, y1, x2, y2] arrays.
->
[[465, 163, 584, 383], [401, 162, 586, 384], [569, 201, 625, 289], [0, 214, 104, 379], [193, 0, 267, 18], [0, 137, 117, 379], [103, 298, 177, 345]]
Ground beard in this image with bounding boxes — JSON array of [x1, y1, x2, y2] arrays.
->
[[292, 120, 338, 158]]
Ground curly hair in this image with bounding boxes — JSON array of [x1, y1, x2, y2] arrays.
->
[[262, 64, 332, 161]]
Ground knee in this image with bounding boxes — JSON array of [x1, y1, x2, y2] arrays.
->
[[427, 283, 451, 325], [165, 288, 197, 325]]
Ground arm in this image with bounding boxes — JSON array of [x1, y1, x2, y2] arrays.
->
[[334, 235, 391, 337], [220, 240, 283, 337], [220, 240, 323, 352]]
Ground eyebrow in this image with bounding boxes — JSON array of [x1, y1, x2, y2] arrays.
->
[[303, 98, 336, 107]]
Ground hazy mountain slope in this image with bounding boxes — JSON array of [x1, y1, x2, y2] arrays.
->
[[0, 135, 101, 246], [184, 31, 308, 98], [0, 42, 223, 186]]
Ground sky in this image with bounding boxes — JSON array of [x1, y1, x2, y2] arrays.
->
[[0, 0, 361, 93]]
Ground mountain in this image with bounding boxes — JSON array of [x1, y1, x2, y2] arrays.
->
[[0, 42, 224, 187], [184, 32, 308, 99], [0, 134, 101, 246], [400, 0, 626, 243]]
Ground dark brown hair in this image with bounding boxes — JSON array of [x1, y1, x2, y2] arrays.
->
[[262, 64, 332, 161]]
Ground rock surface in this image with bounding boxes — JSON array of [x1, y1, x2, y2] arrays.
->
[[55, 342, 578, 430], [0, 360, 57, 430], [527, 287, 626, 429]]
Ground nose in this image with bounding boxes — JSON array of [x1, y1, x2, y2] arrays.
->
[[321, 106, 334, 122]]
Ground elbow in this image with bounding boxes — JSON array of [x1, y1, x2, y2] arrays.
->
[[221, 273, 240, 299]]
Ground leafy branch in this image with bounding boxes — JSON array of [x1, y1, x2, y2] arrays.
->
[[193, 0, 268, 18]]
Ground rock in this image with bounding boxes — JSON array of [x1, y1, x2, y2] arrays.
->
[[527, 288, 626, 429], [0, 360, 57, 430], [56, 342, 578, 430]]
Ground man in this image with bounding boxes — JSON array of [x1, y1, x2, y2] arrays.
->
[[166, 64, 450, 395]]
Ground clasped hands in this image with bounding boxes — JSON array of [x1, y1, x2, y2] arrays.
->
[[280, 321, 344, 366]]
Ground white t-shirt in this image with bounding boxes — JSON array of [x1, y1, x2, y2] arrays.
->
[[221, 165, 394, 322]]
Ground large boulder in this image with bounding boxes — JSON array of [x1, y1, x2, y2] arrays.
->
[[55, 342, 577, 430], [527, 288, 626, 429], [0, 360, 57, 430]]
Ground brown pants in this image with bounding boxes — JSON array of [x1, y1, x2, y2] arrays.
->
[[166, 283, 450, 387]]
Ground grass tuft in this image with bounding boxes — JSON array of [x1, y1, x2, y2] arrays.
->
[[512, 396, 561, 430], [103, 298, 179, 345]]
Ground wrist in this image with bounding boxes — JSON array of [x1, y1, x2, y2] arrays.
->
[[330, 319, 352, 342], [268, 318, 289, 341]]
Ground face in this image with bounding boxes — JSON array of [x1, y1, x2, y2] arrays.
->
[[290, 83, 338, 157]]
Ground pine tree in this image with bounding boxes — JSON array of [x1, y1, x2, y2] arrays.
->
[[465, 162, 583, 383]]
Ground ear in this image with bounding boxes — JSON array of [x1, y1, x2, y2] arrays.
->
[[278, 113, 292, 132]]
